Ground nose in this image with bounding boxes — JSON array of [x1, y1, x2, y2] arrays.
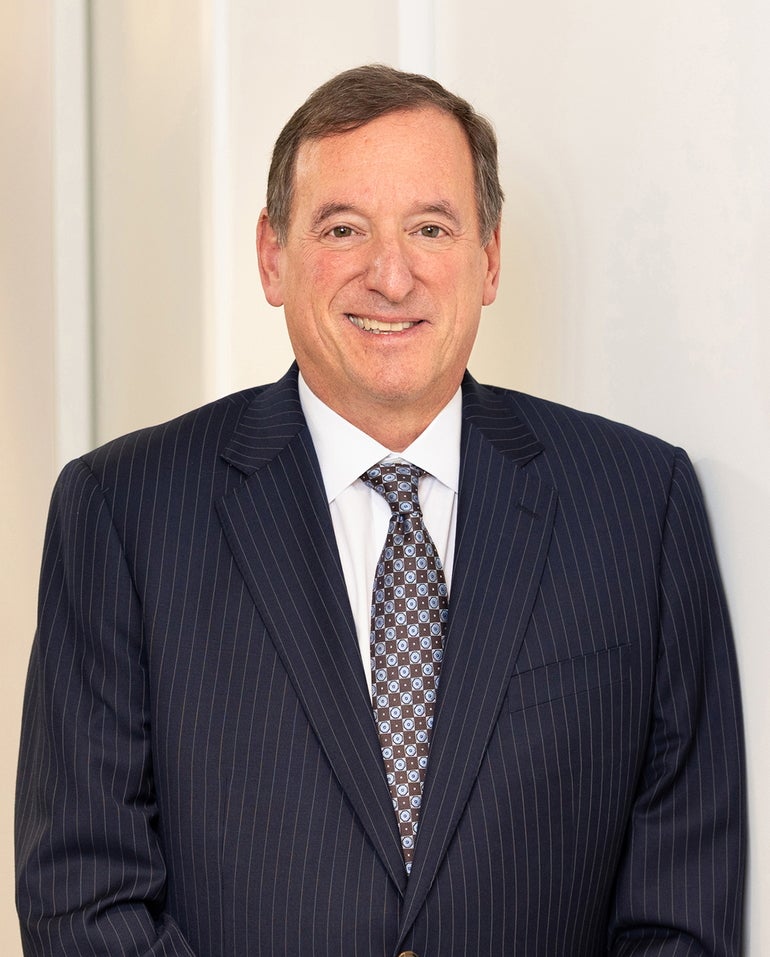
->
[[363, 235, 416, 303]]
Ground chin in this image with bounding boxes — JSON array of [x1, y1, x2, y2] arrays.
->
[[360, 374, 420, 405]]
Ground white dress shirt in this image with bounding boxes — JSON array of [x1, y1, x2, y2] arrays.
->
[[298, 373, 461, 681]]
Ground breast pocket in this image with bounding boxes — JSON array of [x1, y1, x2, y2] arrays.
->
[[505, 643, 630, 714]]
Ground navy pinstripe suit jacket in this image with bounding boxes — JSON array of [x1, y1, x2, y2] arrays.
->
[[16, 365, 744, 956]]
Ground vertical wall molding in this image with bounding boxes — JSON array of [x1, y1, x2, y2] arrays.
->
[[201, 0, 233, 400], [53, 0, 93, 466]]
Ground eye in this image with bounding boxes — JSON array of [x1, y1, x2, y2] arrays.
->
[[418, 224, 445, 239], [327, 225, 355, 238]]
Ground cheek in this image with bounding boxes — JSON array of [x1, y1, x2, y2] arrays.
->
[[429, 251, 487, 299], [304, 249, 360, 295], [282, 269, 330, 321]]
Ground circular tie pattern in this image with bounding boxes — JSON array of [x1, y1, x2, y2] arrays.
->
[[361, 462, 448, 873]]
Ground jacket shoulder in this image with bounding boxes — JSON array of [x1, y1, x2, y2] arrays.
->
[[477, 381, 679, 461], [80, 386, 265, 480]]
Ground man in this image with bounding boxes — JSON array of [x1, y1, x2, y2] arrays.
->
[[17, 65, 744, 956]]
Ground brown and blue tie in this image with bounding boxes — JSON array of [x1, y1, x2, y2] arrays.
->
[[361, 462, 448, 873]]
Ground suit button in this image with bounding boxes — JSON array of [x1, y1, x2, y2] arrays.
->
[[397, 953, 419, 957]]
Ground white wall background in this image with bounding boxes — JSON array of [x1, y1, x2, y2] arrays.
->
[[2, 1, 767, 952], [1, 7, 57, 952]]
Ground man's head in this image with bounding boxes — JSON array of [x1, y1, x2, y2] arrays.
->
[[266, 64, 503, 246], [257, 66, 503, 450]]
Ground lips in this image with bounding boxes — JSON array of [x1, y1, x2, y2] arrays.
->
[[346, 314, 419, 334]]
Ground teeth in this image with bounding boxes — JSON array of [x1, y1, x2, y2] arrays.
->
[[347, 314, 417, 333]]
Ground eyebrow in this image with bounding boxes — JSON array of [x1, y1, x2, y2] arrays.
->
[[416, 201, 462, 229], [310, 203, 360, 231]]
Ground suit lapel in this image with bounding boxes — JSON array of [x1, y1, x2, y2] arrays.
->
[[398, 375, 558, 941], [216, 368, 407, 893]]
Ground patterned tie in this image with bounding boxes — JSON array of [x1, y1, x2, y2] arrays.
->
[[361, 462, 448, 872]]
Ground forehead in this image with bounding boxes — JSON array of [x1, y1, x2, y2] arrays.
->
[[291, 108, 476, 210]]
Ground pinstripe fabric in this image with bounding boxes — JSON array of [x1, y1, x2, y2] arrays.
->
[[16, 364, 744, 956]]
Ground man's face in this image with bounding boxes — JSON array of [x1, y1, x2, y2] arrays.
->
[[258, 107, 501, 441]]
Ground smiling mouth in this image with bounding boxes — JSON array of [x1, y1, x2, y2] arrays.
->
[[346, 314, 419, 334]]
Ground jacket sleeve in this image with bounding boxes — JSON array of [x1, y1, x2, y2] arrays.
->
[[608, 449, 746, 955], [15, 458, 196, 957]]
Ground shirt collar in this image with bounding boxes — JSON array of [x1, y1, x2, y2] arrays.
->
[[298, 372, 462, 504]]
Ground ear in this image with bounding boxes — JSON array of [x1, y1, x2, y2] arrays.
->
[[256, 208, 285, 306], [481, 223, 502, 306]]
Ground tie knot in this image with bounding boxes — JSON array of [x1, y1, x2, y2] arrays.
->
[[361, 462, 425, 517]]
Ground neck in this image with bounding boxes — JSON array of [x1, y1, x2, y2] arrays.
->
[[299, 372, 459, 452], [349, 416, 426, 453], [321, 390, 456, 452], [328, 400, 435, 452]]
